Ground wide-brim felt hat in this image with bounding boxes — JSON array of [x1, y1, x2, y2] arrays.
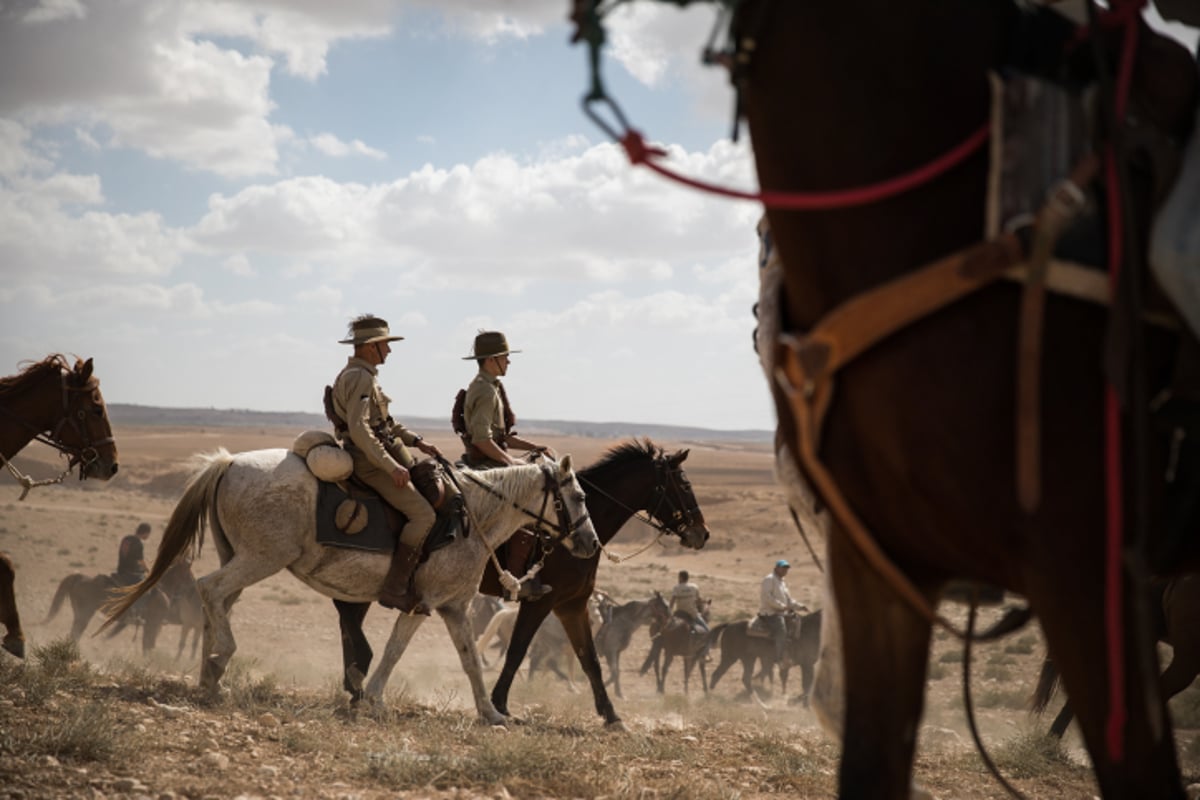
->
[[339, 317, 405, 345], [463, 331, 521, 360]]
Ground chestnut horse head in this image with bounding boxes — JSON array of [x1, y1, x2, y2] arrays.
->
[[0, 354, 119, 480]]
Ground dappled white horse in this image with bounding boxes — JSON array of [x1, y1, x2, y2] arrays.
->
[[105, 449, 598, 725]]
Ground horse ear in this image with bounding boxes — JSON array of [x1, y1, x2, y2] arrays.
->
[[79, 358, 94, 383], [669, 449, 689, 465], [559, 454, 573, 473]]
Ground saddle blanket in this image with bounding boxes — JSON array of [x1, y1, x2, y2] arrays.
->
[[314, 480, 465, 556]]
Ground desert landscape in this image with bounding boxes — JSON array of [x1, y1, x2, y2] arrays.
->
[[2, 416, 1199, 798]]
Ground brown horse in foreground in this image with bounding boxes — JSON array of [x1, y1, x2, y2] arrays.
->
[[718, 2, 1198, 797], [0, 355, 120, 658]]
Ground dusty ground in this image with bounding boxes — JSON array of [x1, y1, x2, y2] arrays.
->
[[1, 424, 1198, 798]]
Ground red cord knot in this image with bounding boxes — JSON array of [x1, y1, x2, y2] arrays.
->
[[620, 130, 667, 165]]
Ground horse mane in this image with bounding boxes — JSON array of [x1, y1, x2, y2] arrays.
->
[[580, 438, 662, 478], [459, 461, 548, 529], [0, 354, 76, 402]]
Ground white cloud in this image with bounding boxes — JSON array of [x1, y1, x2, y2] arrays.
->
[[190, 137, 758, 289], [222, 253, 256, 277], [23, 0, 87, 24], [0, 120, 53, 176], [310, 132, 387, 160]]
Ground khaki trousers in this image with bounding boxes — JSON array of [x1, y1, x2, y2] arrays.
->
[[349, 448, 436, 550]]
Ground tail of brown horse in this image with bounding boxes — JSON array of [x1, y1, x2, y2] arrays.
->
[[1030, 655, 1061, 715], [100, 450, 234, 629], [42, 573, 87, 624]]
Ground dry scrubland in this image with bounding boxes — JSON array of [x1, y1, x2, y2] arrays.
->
[[1, 424, 1200, 798]]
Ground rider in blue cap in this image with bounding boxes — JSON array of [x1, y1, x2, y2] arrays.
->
[[760, 558, 804, 667]]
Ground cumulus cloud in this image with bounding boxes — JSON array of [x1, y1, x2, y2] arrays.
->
[[189, 137, 758, 289], [310, 133, 387, 160]]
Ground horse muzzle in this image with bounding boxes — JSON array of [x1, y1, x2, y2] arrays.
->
[[680, 522, 710, 550]]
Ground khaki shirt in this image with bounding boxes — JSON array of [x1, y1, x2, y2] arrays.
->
[[759, 572, 800, 616], [463, 369, 507, 449], [331, 356, 420, 472], [670, 582, 702, 617]]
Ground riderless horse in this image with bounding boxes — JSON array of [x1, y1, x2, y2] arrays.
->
[[0, 354, 119, 658]]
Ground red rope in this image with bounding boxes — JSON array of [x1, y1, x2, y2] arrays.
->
[[619, 123, 991, 210], [1102, 0, 1144, 764]]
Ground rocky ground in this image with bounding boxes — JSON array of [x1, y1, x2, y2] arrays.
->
[[1, 425, 1198, 798]]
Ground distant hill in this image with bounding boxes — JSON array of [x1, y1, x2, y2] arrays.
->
[[106, 404, 774, 444]]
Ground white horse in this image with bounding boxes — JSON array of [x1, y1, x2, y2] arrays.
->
[[104, 448, 599, 725]]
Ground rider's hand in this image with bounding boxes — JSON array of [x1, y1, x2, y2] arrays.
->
[[416, 440, 442, 458], [391, 466, 410, 489]]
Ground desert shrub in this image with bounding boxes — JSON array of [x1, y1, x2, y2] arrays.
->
[[988, 731, 1078, 779], [938, 650, 963, 665], [21, 701, 135, 764], [1003, 635, 1038, 655], [981, 664, 1012, 683], [223, 658, 281, 709]]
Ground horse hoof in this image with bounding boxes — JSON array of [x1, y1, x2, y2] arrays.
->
[[2, 638, 25, 659], [604, 719, 627, 732]]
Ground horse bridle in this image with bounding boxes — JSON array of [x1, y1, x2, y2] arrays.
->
[[0, 367, 114, 478], [461, 461, 593, 546], [580, 457, 704, 539]]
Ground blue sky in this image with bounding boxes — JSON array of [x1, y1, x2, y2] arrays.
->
[[0, 0, 771, 431], [1, 1, 1194, 431]]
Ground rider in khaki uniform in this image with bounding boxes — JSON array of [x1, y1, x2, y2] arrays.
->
[[332, 315, 442, 615], [460, 331, 556, 601]]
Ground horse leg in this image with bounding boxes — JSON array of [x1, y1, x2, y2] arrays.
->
[[832, 535, 934, 799], [491, 602, 552, 718], [438, 602, 506, 726], [658, 652, 674, 694], [333, 599, 373, 704], [195, 557, 278, 694], [362, 613, 425, 704], [0, 555, 23, 659]]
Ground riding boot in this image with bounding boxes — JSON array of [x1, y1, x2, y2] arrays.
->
[[507, 530, 552, 602], [378, 542, 430, 615]]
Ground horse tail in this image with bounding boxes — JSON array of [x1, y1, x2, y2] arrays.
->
[[42, 573, 84, 623], [1030, 654, 1060, 715], [100, 449, 235, 630]]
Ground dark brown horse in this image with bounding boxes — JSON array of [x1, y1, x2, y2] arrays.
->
[[707, 610, 822, 705], [44, 559, 200, 657], [570, 1, 1200, 795], [1034, 575, 1200, 738], [45, 571, 169, 653], [719, 3, 1195, 797], [0, 355, 120, 657], [594, 590, 670, 700], [334, 440, 708, 727], [640, 600, 713, 694], [0, 552, 22, 659]]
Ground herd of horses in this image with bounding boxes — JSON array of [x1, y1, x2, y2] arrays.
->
[[4, 0, 1200, 794]]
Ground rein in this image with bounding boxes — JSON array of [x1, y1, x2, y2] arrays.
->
[[573, 0, 991, 210], [581, 459, 704, 563], [458, 461, 592, 595]]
